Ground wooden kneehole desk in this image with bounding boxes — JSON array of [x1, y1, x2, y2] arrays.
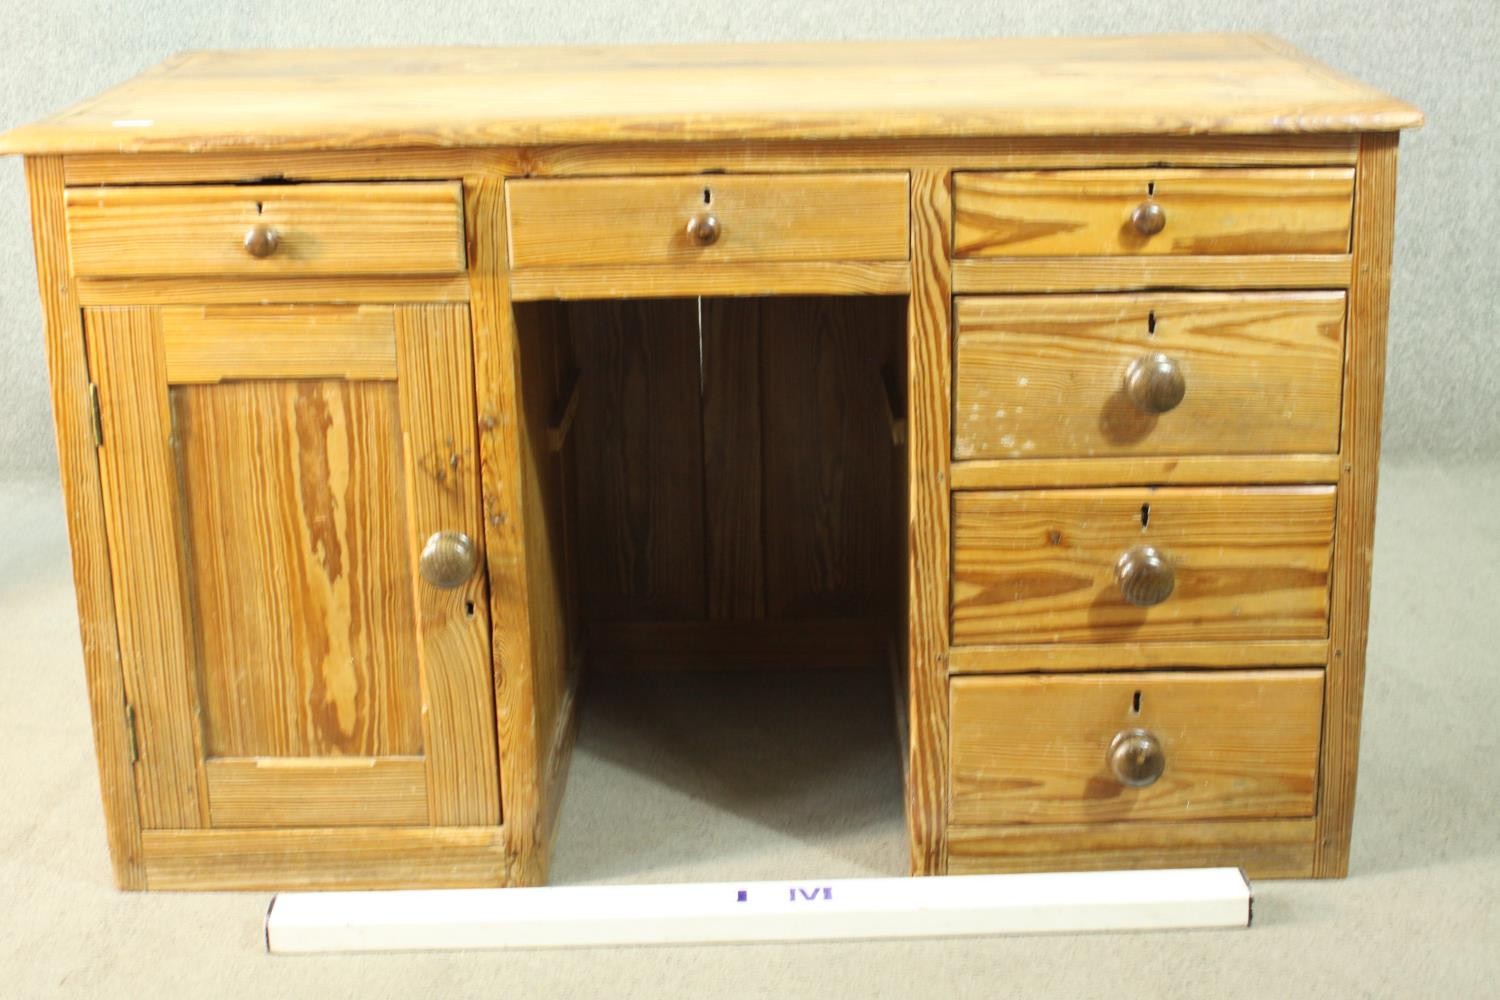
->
[[1, 35, 1420, 890]]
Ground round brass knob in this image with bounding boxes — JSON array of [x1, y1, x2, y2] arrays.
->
[[1130, 201, 1166, 236], [1124, 353, 1186, 414], [686, 212, 720, 246], [419, 531, 478, 589], [1108, 728, 1166, 788], [1115, 545, 1175, 607], [244, 223, 281, 259]]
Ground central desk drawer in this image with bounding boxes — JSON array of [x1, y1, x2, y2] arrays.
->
[[951, 486, 1335, 645], [953, 292, 1347, 460], [64, 182, 467, 278], [949, 670, 1324, 826], [952, 167, 1354, 257], [505, 174, 910, 268]]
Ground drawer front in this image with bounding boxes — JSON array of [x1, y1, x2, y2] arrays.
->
[[951, 487, 1335, 645], [65, 182, 467, 278], [949, 670, 1323, 825], [953, 292, 1346, 460], [953, 168, 1354, 257], [506, 174, 910, 268]]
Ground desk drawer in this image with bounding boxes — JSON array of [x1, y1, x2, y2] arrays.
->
[[949, 670, 1323, 825], [505, 174, 910, 268], [951, 486, 1335, 645], [953, 292, 1346, 460], [64, 182, 467, 278], [953, 168, 1354, 257]]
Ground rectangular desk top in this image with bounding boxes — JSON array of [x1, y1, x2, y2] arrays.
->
[[0, 35, 1421, 156]]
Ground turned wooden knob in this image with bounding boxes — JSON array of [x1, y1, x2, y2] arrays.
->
[[1115, 545, 1174, 607], [244, 222, 281, 258], [1108, 728, 1166, 788], [419, 531, 478, 589], [1124, 353, 1186, 414], [686, 212, 720, 246], [1130, 200, 1166, 236]]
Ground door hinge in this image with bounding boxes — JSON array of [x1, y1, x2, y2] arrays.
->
[[123, 702, 138, 764], [88, 382, 103, 447]]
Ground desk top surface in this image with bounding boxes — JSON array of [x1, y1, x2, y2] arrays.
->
[[0, 35, 1421, 156]]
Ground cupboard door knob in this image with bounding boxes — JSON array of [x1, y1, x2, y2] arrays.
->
[[1108, 728, 1166, 788], [419, 531, 478, 589], [686, 212, 720, 246], [244, 223, 281, 258], [1124, 352, 1186, 414], [1130, 200, 1166, 236], [1115, 545, 1174, 607]]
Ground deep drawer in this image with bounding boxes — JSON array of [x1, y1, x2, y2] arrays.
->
[[949, 669, 1324, 825], [64, 182, 467, 278], [953, 292, 1347, 460], [951, 486, 1335, 645], [505, 173, 910, 268], [952, 167, 1354, 257]]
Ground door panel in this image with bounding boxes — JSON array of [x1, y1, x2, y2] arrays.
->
[[85, 303, 499, 830], [173, 378, 423, 759]]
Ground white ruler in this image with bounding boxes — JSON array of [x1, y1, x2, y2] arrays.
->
[[266, 867, 1251, 953]]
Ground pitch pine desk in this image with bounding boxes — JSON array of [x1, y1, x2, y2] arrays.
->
[[1, 36, 1421, 890]]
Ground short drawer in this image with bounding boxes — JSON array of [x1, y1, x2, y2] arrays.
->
[[64, 182, 467, 278], [953, 292, 1346, 460], [949, 670, 1323, 825], [952, 168, 1354, 257], [951, 486, 1335, 645], [505, 174, 909, 268]]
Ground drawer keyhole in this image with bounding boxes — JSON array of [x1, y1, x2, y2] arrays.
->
[[1140, 503, 1151, 528], [1132, 690, 1142, 714]]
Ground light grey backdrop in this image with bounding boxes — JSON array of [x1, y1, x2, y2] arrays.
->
[[2, 1, 1495, 478]]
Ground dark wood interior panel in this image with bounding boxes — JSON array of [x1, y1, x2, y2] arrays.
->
[[567, 299, 707, 623], [700, 299, 765, 622], [760, 296, 905, 620], [513, 302, 583, 762], [551, 295, 906, 667]]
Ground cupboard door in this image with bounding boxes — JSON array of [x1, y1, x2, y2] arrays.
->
[[85, 304, 499, 831]]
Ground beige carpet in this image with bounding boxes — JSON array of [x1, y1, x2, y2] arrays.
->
[[2, 461, 1496, 998]]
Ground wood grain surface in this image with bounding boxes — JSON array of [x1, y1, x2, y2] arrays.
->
[[947, 817, 1316, 878], [953, 168, 1354, 257], [204, 757, 429, 828], [394, 304, 500, 827], [953, 293, 1346, 460], [952, 486, 1336, 645], [1316, 132, 1399, 877], [465, 173, 546, 884], [905, 168, 953, 876], [0, 36, 1420, 154], [507, 261, 910, 302], [172, 378, 423, 759], [141, 826, 508, 890], [506, 174, 908, 267], [952, 255, 1352, 293], [58, 135, 1361, 188], [65, 182, 465, 278], [25, 156, 145, 886], [85, 306, 206, 829], [160, 305, 398, 383], [947, 639, 1329, 674], [949, 454, 1341, 490], [950, 670, 1324, 825]]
